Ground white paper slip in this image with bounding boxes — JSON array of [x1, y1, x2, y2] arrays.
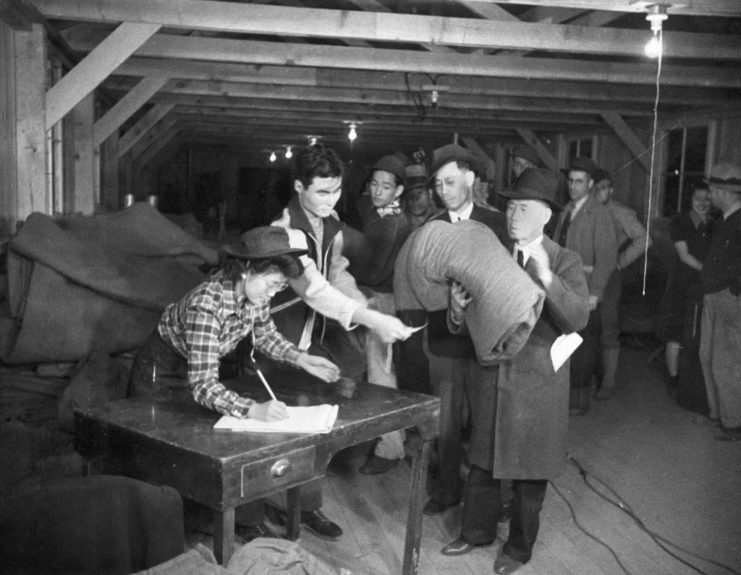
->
[[550, 332, 583, 372], [213, 404, 339, 434]]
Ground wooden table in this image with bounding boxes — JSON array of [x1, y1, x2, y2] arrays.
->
[[74, 376, 439, 573]]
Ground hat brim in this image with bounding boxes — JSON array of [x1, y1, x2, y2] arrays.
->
[[498, 189, 562, 212], [222, 245, 309, 260], [703, 177, 741, 193]]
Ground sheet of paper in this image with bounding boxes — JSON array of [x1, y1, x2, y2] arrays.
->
[[213, 404, 339, 434], [550, 332, 583, 372]]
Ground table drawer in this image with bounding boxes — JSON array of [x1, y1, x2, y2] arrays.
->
[[240, 446, 316, 497]]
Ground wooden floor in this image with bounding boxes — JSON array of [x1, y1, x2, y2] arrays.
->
[[228, 343, 741, 575]]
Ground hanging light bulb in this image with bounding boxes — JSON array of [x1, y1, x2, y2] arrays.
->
[[269, 151, 276, 163], [644, 4, 668, 59], [348, 123, 357, 142], [309, 136, 317, 146], [285, 146, 292, 159]]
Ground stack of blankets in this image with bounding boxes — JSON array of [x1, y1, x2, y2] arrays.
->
[[1, 203, 219, 365]]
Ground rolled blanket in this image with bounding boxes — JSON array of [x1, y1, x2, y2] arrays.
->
[[394, 220, 544, 364]]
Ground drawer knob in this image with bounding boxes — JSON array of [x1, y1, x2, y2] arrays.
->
[[271, 459, 291, 477]]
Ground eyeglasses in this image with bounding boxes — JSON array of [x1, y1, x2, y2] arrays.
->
[[265, 279, 289, 293]]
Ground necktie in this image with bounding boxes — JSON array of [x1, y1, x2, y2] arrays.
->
[[557, 208, 571, 247], [516, 249, 525, 268]]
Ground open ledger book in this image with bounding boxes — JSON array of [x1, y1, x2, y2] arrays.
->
[[213, 404, 339, 434]]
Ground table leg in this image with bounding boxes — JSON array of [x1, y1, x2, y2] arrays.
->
[[213, 507, 235, 565], [285, 486, 302, 540], [403, 437, 430, 575]]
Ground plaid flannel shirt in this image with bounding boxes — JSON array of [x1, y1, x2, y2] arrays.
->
[[158, 272, 302, 417]]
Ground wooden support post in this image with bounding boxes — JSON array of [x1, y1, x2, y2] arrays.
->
[[100, 131, 119, 212], [70, 94, 96, 214], [0, 21, 47, 230], [601, 111, 652, 172], [515, 128, 560, 173], [45, 22, 160, 130]]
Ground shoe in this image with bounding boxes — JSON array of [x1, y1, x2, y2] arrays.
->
[[300, 509, 343, 540], [441, 537, 491, 556], [359, 455, 400, 475], [714, 427, 741, 442], [594, 387, 613, 401], [692, 415, 721, 428], [569, 407, 587, 416], [235, 523, 272, 543], [423, 499, 459, 516], [494, 553, 524, 574]]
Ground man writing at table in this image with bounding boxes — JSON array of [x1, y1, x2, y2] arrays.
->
[[128, 225, 341, 542]]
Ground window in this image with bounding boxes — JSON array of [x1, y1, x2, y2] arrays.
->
[[661, 125, 710, 216], [567, 137, 594, 161]]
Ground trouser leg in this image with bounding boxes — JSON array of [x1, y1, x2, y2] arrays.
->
[[428, 355, 465, 506], [699, 294, 720, 420], [502, 479, 548, 564], [460, 465, 501, 545], [569, 306, 600, 411]]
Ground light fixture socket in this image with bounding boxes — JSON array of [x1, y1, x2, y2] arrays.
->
[[645, 4, 668, 32]]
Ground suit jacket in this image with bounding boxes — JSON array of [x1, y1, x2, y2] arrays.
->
[[426, 204, 507, 358], [466, 236, 590, 479], [553, 194, 617, 300]]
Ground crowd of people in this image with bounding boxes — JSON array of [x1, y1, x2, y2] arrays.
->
[[129, 141, 741, 574]]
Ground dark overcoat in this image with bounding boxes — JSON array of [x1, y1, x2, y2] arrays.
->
[[467, 236, 590, 479]]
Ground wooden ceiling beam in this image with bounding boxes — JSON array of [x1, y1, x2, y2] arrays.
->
[[173, 103, 603, 127], [474, 0, 741, 18], [62, 33, 741, 89], [35, 0, 741, 58], [114, 57, 738, 107]]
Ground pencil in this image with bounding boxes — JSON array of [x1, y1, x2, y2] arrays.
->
[[256, 368, 278, 401]]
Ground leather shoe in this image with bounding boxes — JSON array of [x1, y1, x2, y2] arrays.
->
[[423, 499, 459, 516], [594, 387, 613, 401], [441, 537, 490, 556], [235, 523, 272, 542], [300, 509, 343, 540], [714, 427, 741, 442], [359, 455, 400, 475], [494, 553, 524, 574]]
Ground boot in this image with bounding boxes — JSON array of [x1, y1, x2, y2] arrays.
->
[[595, 347, 620, 400]]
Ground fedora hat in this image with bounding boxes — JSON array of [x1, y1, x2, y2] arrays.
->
[[565, 156, 600, 178], [705, 163, 741, 193], [372, 152, 408, 181], [429, 143, 485, 178], [499, 168, 562, 212], [405, 163, 428, 190], [512, 145, 541, 167], [223, 226, 309, 261]]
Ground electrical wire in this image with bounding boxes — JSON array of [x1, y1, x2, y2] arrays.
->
[[548, 480, 635, 575], [642, 27, 663, 297], [404, 72, 426, 122], [565, 456, 741, 575]]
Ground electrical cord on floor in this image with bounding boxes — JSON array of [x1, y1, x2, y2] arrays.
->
[[548, 479, 635, 575], [566, 456, 741, 575]]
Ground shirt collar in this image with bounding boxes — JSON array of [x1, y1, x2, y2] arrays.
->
[[449, 201, 474, 222], [570, 194, 589, 216], [513, 234, 544, 264]]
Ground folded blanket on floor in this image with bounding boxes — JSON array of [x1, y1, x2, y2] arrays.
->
[[1, 204, 219, 364], [394, 220, 545, 364]]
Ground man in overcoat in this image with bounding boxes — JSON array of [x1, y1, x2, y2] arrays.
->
[[442, 168, 590, 574]]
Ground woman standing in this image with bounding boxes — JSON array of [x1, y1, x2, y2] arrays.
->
[[661, 187, 716, 396]]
